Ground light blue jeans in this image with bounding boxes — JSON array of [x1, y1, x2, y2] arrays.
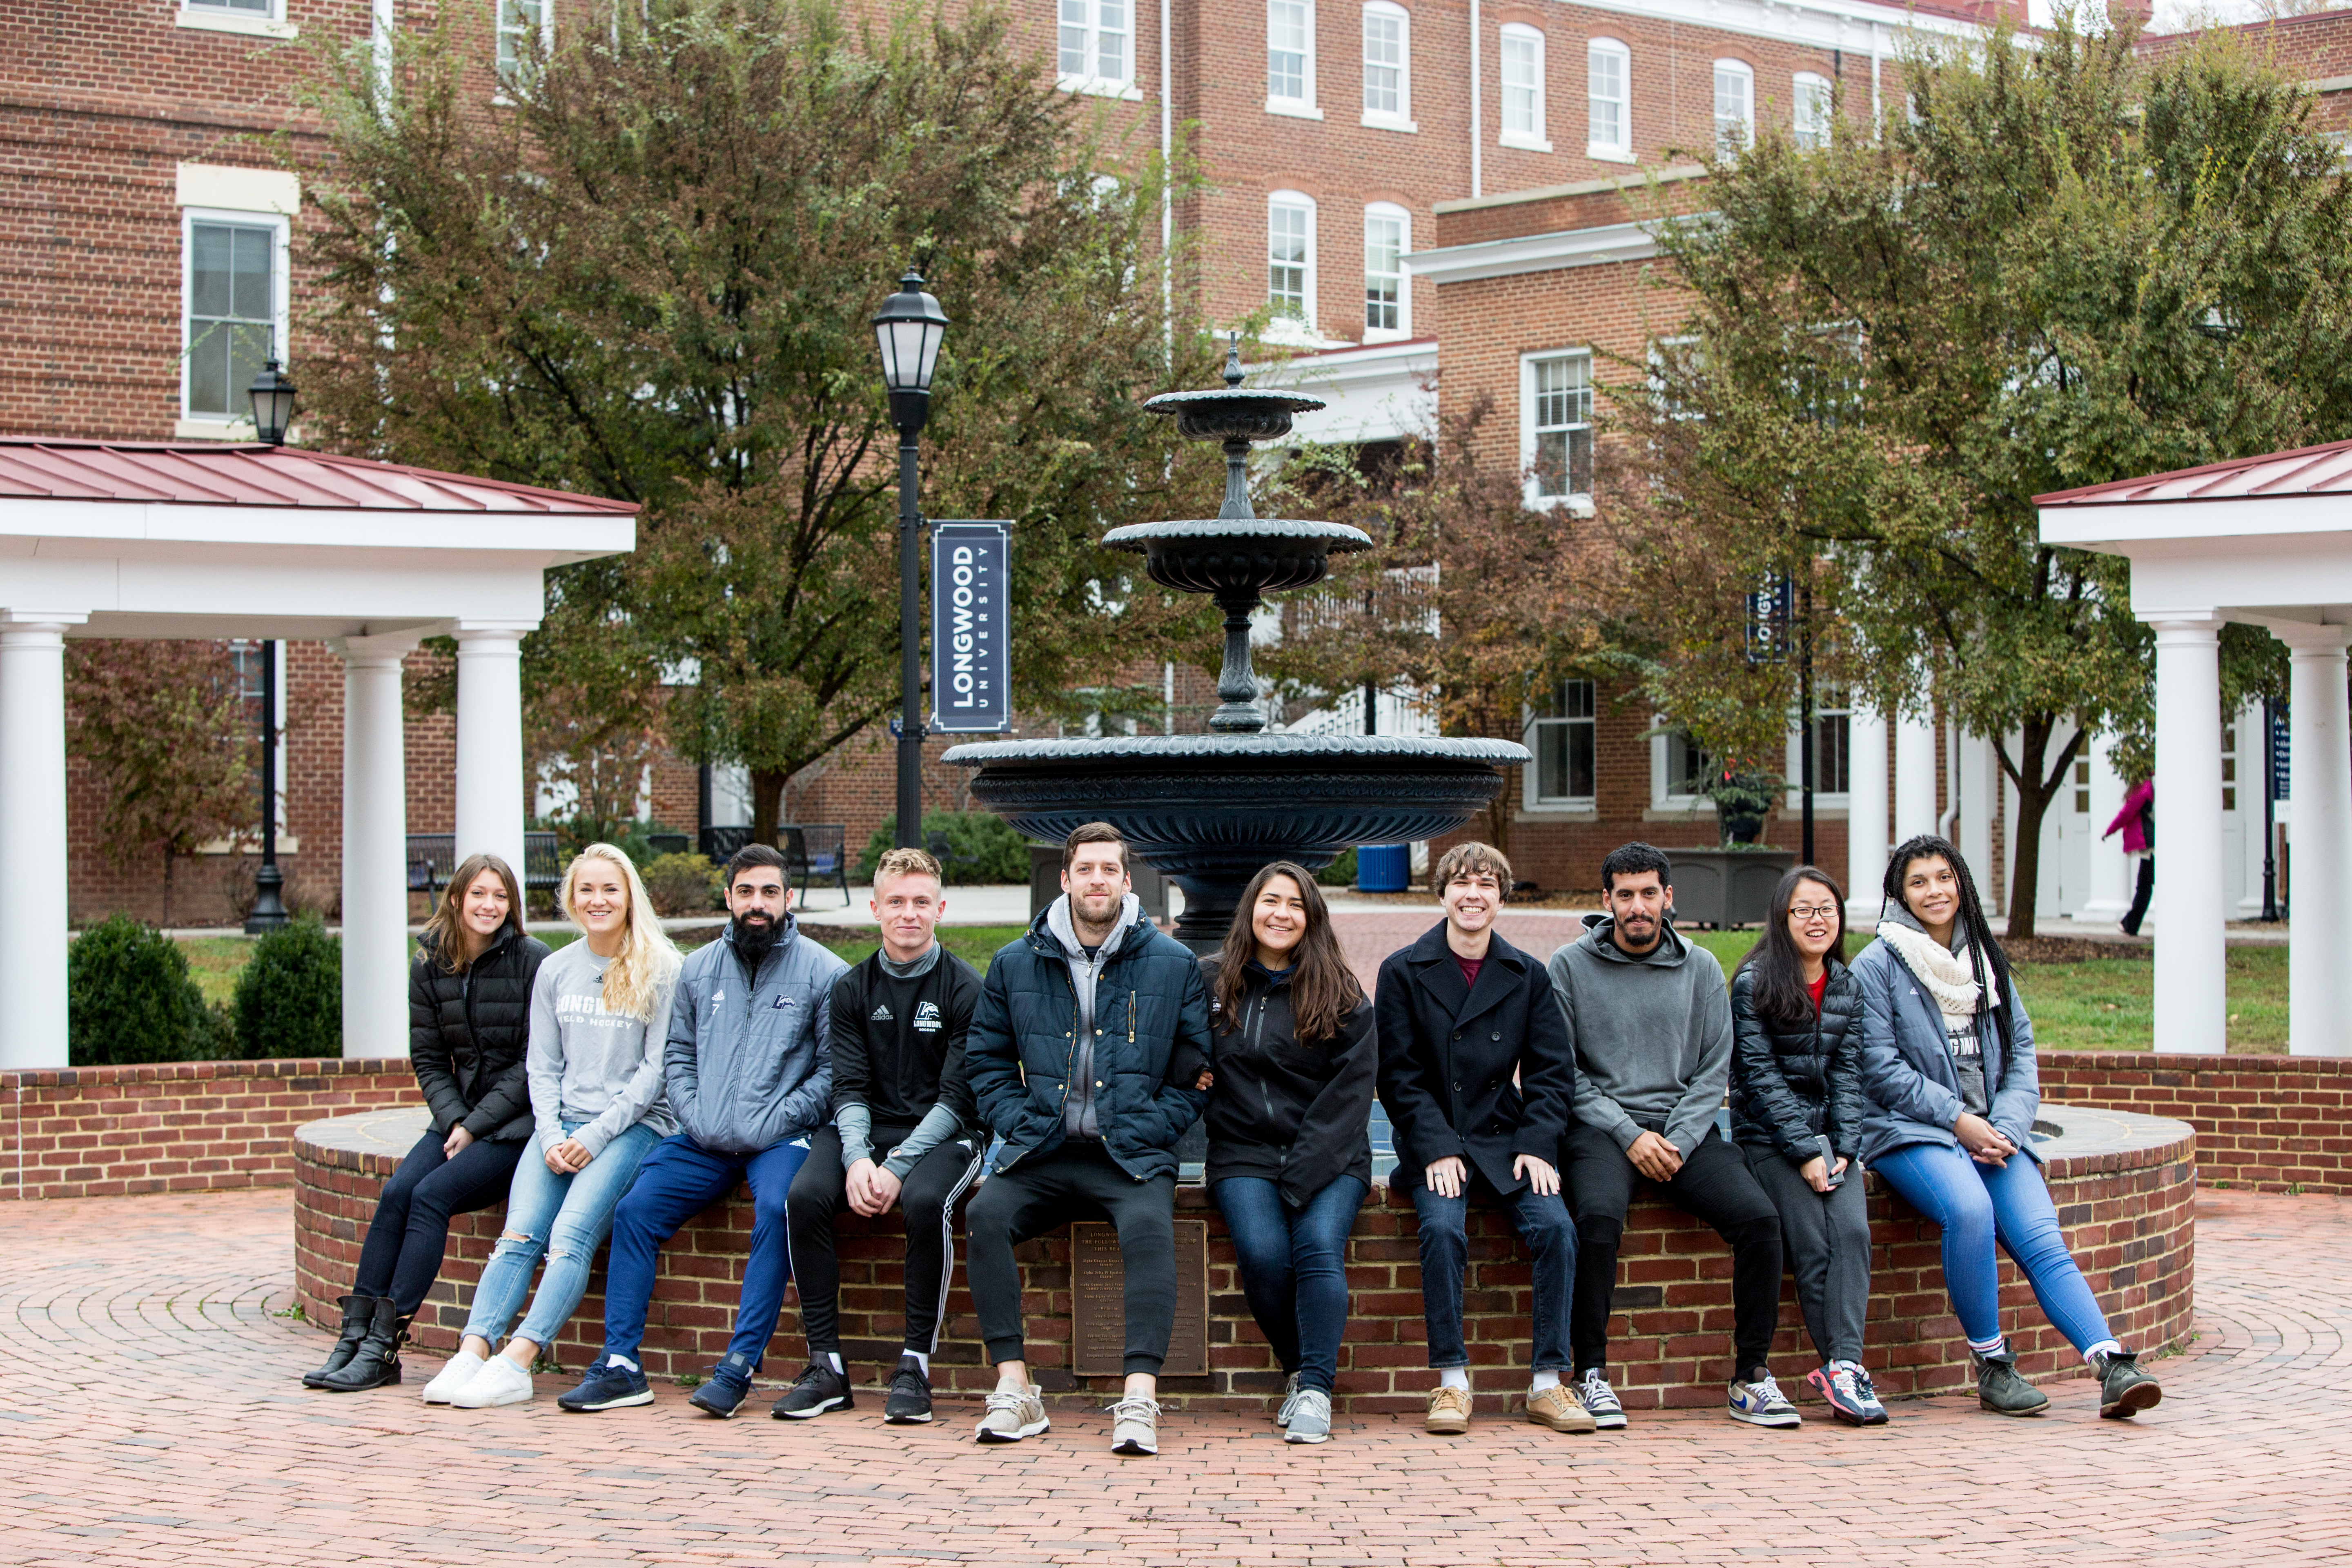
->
[[462, 1119, 661, 1350]]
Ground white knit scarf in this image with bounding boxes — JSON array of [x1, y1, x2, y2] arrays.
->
[[1877, 919, 1999, 1028]]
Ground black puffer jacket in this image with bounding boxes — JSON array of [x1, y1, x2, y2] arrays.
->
[[1728, 961, 1864, 1164], [410, 926, 551, 1143]]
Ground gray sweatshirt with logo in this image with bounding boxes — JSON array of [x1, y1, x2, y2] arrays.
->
[[525, 940, 678, 1158]]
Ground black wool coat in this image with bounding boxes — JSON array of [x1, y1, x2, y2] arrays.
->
[[1728, 961, 1865, 1164], [409, 926, 551, 1143], [1374, 922, 1577, 1196]]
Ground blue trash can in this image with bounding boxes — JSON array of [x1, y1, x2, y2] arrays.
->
[[1355, 843, 1410, 893]]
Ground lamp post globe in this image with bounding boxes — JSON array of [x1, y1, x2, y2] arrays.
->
[[873, 268, 948, 853], [247, 356, 298, 447]]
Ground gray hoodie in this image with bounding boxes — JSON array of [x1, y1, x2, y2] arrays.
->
[[1546, 917, 1733, 1157], [1045, 890, 1143, 1141]]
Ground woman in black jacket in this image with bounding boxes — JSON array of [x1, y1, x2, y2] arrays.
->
[[304, 853, 550, 1392], [1729, 865, 1883, 1425], [1202, 861, 1376, 1447]]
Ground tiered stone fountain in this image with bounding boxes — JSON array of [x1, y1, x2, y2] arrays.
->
[[944, 343, 1528, 951]]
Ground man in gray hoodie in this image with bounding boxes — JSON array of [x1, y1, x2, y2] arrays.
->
[[557, 843, 848, 1419], [1548, 842, 1792, 1430]]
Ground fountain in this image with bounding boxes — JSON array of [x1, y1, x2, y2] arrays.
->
[[944, 340, 1530, 951]]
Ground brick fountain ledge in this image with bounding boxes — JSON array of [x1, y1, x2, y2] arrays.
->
[[293, 1102, 2193, 1414]]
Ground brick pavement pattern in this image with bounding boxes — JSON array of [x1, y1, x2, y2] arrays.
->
[[0, 1188, 2345, 1566]]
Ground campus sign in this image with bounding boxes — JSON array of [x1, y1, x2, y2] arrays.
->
[[930, 521, 1011, 733]]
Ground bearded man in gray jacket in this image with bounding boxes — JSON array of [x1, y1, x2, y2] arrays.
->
[[1548, 842, 1792, 1432]]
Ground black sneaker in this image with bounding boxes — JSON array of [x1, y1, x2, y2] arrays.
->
[[688, 1353, 756, 1419], [772, 1359, 854, 1420], [1972, 1350, 2049, 1417], [2091, 1349, 2163, 1419], [884, 1354, 934, 1424], [557, 1356, 653, 1412]]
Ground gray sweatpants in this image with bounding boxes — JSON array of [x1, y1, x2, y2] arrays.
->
[[1743, 1143, 1872, 1366]]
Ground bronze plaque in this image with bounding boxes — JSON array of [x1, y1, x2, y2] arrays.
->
[[1071, 1218, 1208, 1376]]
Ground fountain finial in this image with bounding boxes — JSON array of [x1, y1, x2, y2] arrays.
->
[[1223, 332, 1244, 388]]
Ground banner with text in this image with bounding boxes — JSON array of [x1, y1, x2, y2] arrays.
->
[[930, 521, 1012, 733]]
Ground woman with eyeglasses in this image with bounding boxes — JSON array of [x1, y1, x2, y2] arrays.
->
[[1729, 866, 1884, 1425]]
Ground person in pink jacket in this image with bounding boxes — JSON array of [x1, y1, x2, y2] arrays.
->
[[2103, 779, 2154, 935]]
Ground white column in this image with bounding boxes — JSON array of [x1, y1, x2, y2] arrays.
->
[[339, 632, 420, 1058], [2148, 615, 2227, 1054], [0, 612, 87, 1070], [1956, 730, 2000, 893], [453, 621, 535, 886], [1895, 706, 1938, 842], [2282, 626, 2352, 1056], [2079, 730, 2132, 924], [1846, 703, 1889, 921]]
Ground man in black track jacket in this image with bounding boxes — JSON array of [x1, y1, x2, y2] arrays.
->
[[780, 847, 984, 1427]]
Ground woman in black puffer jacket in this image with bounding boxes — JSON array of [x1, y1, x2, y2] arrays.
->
[[305, 853, 550, 1392], [1729, 865, 1882, 1425]]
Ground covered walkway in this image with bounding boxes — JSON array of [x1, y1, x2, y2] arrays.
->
[[0, 440, 635, 1067]]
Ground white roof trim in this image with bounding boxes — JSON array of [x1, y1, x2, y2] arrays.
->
[[2040, 494, 2352, 548], [1548, 0, 1974, 53], [1403, 221, 1659, 286]]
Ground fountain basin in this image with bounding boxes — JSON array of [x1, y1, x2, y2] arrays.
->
[[943, 733, 1529, 947], [1101, 519, 1372, 598]]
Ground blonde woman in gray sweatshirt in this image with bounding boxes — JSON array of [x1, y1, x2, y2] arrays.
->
[[423, 844, 682, 1409]]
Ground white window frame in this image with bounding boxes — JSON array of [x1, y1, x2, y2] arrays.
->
[[1519, 349, 1593, 513], [1714, 58, 1755, 158], [1361, 2, 1416, 132], [1059, 0, 1140, 100], [1499, 24, 1550, 152], [1587, 37, 1631, 163], [1266, 191, 1319, 343], [178, 202, 292, 439], [1362, 202, 1410, 341], [497, 0, 554, 88], [1525, 678, 1599, 811], [1652, 721, 1717, 813], [1267, 0, 1324, 120], [1784, 689, 1853, 808], [1793, 71, 1833, 150], [178, 0, 297, 40]]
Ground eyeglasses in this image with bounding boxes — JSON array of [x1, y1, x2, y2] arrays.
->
[[1788, 904, 1840, 920]]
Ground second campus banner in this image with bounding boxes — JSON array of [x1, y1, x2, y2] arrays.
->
[[930, 521, 1012, 734]]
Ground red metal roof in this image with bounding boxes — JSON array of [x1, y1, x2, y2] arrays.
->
[[2036, 439, 2352, 507], [0, 439, 639, 514]]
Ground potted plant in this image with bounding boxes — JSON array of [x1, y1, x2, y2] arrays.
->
[[1704, 765, 1782, 846]]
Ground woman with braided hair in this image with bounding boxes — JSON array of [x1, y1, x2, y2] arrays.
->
[[1852, 835, 2163, 1421]]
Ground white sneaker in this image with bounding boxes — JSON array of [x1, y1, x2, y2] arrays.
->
[[449, 1353, 535, 1409], [421, 1347, 487, 1405], [1108, 1395, 1161, 1457]]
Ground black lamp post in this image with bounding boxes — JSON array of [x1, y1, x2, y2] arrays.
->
[[872, 267, 949, 853], [242, 354, 294, 931]]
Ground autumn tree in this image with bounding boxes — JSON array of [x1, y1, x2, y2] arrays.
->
[[301, 0, 1221, 841], [1610, 14, 2352, 934], [67, 641, 254, 926]]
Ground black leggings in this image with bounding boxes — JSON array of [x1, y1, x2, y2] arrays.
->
[[1563, 1123, 1783, 1377], [965, 1140, 1177, 1376], [784, 1124, 987, 1359], [350, 1129, 524, 1317]]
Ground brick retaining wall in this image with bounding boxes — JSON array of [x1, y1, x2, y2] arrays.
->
[[0, 1058, 419, 1201], [2039, 1051, 2352, 1194], [294, 1113, 2194, 1416]]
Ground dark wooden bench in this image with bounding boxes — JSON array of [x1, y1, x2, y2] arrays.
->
[[407, 832, 564, 896], [693, 824, 850, 909]]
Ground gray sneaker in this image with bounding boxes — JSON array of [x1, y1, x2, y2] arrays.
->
[[1284, 1388, 1332, 1444], [1973, 1350, 2050, 1417], [1108, 1395, 1160, 1456], [1274, 1370, 1303, 1427], [974, 1383, 1050, 1443]]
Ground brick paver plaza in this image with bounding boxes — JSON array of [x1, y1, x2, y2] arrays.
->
[[0, 1185, 2346, 1566]]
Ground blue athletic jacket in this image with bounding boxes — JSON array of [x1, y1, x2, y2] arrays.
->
[[1851, 937, 2042, 1168]]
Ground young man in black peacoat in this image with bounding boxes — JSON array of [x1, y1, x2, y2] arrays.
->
[[1375, 841, 1590, 1437]]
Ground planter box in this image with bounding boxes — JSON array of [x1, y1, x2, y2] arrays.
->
[[1664, 845, 1796, 928]]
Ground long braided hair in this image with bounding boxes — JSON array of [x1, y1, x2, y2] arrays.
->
[[1882, 834, 2016, 1051]]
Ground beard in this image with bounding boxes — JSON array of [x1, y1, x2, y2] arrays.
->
[[731, 909, 782, 967]]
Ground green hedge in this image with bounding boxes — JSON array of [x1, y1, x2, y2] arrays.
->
[[1316, 847, 1358, 887], [856, 810, 1030, 884], [68, 915, 223, 1065], [234, 916, 342, 1059]]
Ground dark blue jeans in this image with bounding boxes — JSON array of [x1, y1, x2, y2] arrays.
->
[[600, 1132, 811, 1370], [1412, 1176, 1577, 1372], [1212, 1175, 1368, 1395], [350, 1128, 523, 1317]]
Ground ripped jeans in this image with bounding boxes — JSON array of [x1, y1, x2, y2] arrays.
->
[[461, 1119, 661, 1351]]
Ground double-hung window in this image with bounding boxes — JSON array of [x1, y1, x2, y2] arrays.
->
[[1363, 203, 1408, 338], [1523, 351, 1593, 504], [497, 0, 550, 86], [1269, 0, 1319, 115], [1500, 25, 1549, 151], [1793, 71, 1833, 150], [1587, 38, 1630, 161], [1713, 59, 1754, 157], [178, 0, 296, 39], [1060, 0, 1135, 94], [1657, 726, 1714, 805], [1268, 193, 1316, 331], [1528, 679, 1597, 806], [185, 221, 276, 423], [1362, 2, 1413, 129]]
